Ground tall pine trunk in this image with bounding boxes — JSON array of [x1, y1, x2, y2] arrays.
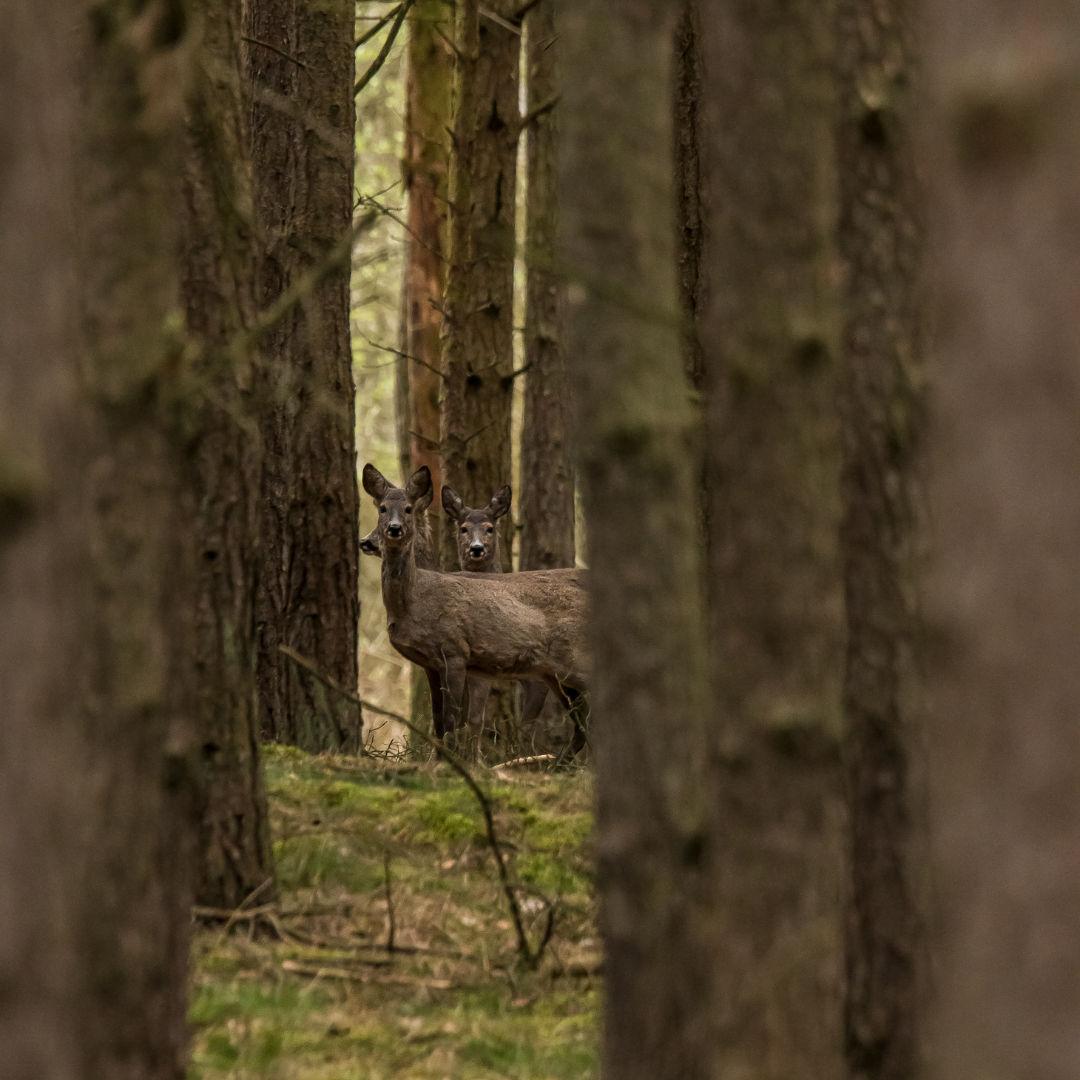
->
[[441, 0, 519, 568], [181, 0, 276, 908], [245, 0, 361, 752], [561, 2, 709, 1076], [923, 2, 1080, 1076], [699, 1, 847, 1075], [0, 0, 193, 1071], [836, 1, 922, 1076], [519, 1, 574, 573]]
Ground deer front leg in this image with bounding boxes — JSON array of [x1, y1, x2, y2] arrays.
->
[[424, 667, 445, 739], [466, 675, 490, 729], [440, 657, 469, 746]]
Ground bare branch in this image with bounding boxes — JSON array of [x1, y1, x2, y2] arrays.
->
[[355, 0, 414, 96], [356, 3, 402, 49], [479, 4, 521, 34], [241, 36, 308, 71]]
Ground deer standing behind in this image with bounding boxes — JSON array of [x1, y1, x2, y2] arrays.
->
[[362, 464, 588, 752], [442, 485, 552, 735]]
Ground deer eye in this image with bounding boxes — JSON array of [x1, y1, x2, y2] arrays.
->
[[461, 526, 468, 534], [379, 505, 386, 513], [486, 526, 494, 534], [405, 506, 412, 514]]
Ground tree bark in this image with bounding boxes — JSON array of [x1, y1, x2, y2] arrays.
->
[[404, 0, 452, 531], [0, 0, 193, 1071], [698, 1, 847, 1076], [440, 0, 519, 568], [245, 0, 361, 752], [836, 1, 922, 1077], [180, 0, 277, 908], [923, 2, 1080, 1077], [519, 0, 574, 573], [561, 2, 710, 1077]]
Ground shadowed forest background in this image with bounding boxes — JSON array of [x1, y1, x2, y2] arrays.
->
[[3, 0, 1080, 1079]]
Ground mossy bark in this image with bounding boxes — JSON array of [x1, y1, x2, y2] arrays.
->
[[923, 2, 1080, 1077], [244, 0, 361, 753], [440, 0, 519, 568], [699, 0, 847, 1075], [0, 0, 193, 1071], [180, 0, 276, 909], [836, 1, 923, 1076], [560, 2, 710, 1076], [519, 1, 574, 574]]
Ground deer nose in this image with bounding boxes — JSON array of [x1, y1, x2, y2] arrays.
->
[[387, 524, 403, 539], [469, 543, 485, 558]]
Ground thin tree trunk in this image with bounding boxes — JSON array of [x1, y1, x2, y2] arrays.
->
[[0, 0, 193, 1071], [836, 1, 922, 1077], [923, 3, 1080, 1077], [404, 0, 452, 525], [519, 0, 573, 573], [181, 0, 276, 909], [698, 1, 847, 1076], [441, 0, 519, 568], [561, 2, 709, 1077], [245, 0, 361, 752]]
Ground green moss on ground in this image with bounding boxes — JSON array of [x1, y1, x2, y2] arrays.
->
[[189, 745, 600, 1079]]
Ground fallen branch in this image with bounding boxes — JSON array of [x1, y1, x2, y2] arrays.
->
[[281, 959, 450, 989], [278, 646, 555, 968]]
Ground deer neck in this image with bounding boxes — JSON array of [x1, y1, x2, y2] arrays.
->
[[381, 539, 416, 616]]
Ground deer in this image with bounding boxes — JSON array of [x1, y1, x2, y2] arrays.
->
[[441, 484, 552, 731], [361, 463, 589, 752]]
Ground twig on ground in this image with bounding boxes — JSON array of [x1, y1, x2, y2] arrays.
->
[[278, 646, 555, 968], [500, 754, 556, 768], [282, 959, 451, 989]]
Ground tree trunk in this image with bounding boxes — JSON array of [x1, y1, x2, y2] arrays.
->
[[698, 1, 847, 1076], [404, 0, 452, 530], [180, 0, 277, 909], [0, 0, 193, 1072], [440, 0, 519, 569], [519, 1, 574, 573], [923, 3, 1080, 1077], [836, 1, 922, 1077], [245, 0, 361, 752], [561, 3, 710, 1077]]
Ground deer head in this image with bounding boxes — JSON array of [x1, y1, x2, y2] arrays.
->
[[442, 485, 511, 572], [362, 464, 432, 555]]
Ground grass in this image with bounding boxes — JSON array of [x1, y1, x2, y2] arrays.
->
[[189, 744, 600, 1079]]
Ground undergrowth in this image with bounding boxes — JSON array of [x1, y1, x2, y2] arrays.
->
[[189, 744, 600, 1079]]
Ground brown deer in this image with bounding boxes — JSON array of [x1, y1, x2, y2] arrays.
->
[[362, 463, 588, 750], [442, 484, 551, 730]]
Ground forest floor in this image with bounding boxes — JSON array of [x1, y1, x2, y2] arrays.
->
[[188, 744, 600, 1080]]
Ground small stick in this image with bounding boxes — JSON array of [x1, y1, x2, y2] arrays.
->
[[384, 851, 396, 955]]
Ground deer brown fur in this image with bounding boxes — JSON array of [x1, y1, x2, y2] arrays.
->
[[362, 464, 589, 747]]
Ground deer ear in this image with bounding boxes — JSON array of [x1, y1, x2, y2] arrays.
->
[[414, 484, 434, 513], [442, 485, 465, 522], [405, 465, 431, 502], [488, 485, 512, 521], [362, 463, 391, 500]]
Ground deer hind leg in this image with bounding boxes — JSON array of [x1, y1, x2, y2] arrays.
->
[[424, 667, 446, 740], [518, 680, 549, 728], [544, 678, 590, 759], [440, 657, 469, 748], [465, 675, 490, 729]]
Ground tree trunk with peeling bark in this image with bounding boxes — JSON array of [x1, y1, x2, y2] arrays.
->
[[181, 0, 277, 909], [519, 1, 573, 575], [0, 0, 193, 1071], [923, 2, 1080, 1077], [698, 0, 848, 1075], [245, 0, 361, 753], [561, 2, 710, 1077]]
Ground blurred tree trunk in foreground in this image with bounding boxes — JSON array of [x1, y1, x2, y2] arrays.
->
[[836, 0, 923, 1076], [699, 0, 847, 1075], [561, 2, 709, 1077], [519, 0, 574, 574], [0, 0, 193, 1072], [923, 2, 1080, 1077], [245, 0, 361, 752], [440, 0, 519, 569], [181, 0, 276, 908]]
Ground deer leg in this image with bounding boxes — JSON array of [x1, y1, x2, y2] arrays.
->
[[545, 679, 590, 758], [518, 680, 549, 728], [466, 675, 490, 729], [424, 667, 445, 739], [440, 657, 468, 744]]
